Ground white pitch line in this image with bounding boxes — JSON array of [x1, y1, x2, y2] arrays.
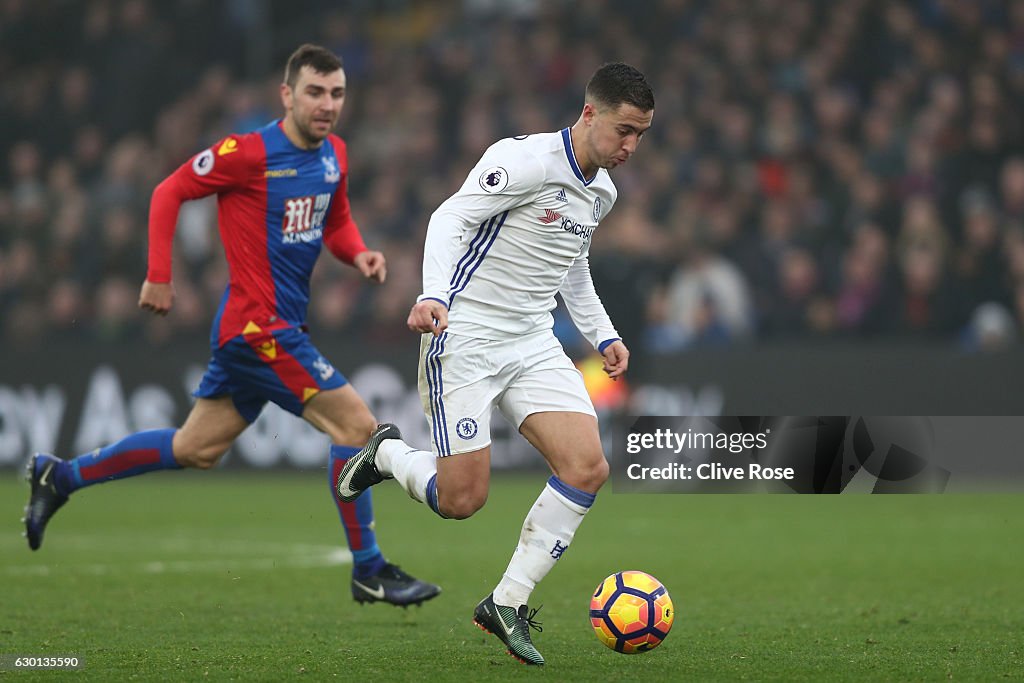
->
[[7, 535, 343, 555], [2, 547, 351, 577]]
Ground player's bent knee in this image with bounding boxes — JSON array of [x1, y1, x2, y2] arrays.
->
[[438, 490, 488, 520], [561, 456, 609, 494]]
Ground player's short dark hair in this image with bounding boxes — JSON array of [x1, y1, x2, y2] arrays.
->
[[585, 63, 654, 112], [284, 44, 343, 88]]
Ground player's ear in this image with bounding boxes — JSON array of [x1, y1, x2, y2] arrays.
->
[[280, 82, 293, 111], [582, 102, 598, 126]]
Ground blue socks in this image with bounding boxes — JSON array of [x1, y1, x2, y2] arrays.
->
[[59, 429, 180, 495]]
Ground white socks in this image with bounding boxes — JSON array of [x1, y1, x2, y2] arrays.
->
[[376, 439, 436, 506], [493, 476, 595, 608]]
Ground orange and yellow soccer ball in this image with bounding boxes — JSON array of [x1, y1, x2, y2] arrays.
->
[[590, 571, 674, 654]]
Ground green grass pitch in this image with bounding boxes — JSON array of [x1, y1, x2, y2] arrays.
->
[[1, 471, 1021, 681]]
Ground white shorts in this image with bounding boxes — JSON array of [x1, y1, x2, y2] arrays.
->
[[418, 330, 597, 456]]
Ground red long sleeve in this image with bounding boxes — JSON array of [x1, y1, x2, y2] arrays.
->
[[146, 138, 250, 282], [146, 174, 187, 282]]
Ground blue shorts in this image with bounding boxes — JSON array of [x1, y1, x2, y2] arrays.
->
[[194, 326, 347, 423]]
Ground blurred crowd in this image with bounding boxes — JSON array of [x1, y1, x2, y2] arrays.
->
[[3, 0, 1024, 354]]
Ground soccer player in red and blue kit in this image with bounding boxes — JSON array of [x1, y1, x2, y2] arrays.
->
[[23, 44, 440, 607]]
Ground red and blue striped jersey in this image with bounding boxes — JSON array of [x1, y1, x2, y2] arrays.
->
[[147, 120, 367, 347]]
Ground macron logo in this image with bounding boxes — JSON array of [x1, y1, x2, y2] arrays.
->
[[539, 209, 563, 224]]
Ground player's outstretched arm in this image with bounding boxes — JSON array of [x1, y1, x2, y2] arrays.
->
[[407, 299, 448, 336], [353, 250, 387, 283], [601, 340, 630, 379], [139, 280, 175, 316]]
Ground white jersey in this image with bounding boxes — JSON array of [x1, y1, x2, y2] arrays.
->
[[419, 129, 620, 349]]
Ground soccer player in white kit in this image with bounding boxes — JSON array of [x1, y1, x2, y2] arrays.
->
[[338, 63, 654, 665]]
